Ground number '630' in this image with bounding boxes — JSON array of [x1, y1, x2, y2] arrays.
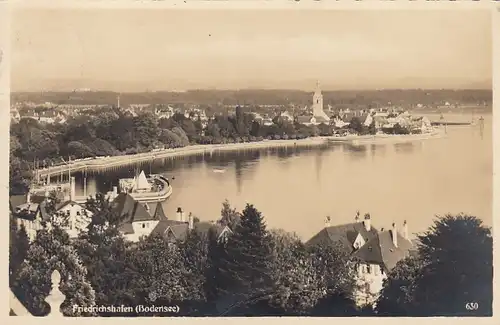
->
[[465, 303, 479, 310]]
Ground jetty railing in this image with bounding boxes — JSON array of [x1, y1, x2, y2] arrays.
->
[[10, 270, 66, 317]]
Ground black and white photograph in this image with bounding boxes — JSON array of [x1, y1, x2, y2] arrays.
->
[[7, 4, 494, 318]]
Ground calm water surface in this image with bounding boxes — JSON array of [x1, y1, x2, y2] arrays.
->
[[75, 114, 492, 240]]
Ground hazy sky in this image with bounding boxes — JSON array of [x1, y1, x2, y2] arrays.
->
[[11, 9, 492, 91]]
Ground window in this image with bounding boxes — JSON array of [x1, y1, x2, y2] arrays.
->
[[367, 264, 371, 274], [76, 211, 81, 216], [374, 265, 379, 275], [142, 223, 146, 229]]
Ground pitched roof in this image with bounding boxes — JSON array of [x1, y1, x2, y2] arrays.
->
[[111, 193, 155, 224], [306, 221, 379, 254], [151, 220, 189, 241], [194, 221, 231, 238], [354, 230, 413, 271], [152, 203, 167, 221]]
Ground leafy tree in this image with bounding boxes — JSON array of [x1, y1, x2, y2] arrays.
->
[[375, 255, 424, 315], [376, 214, 492, 316], [308, 243, 358, 316], [412, 214, 492, 316], [349, 117, 364, 134], [13, 225, 96, 316], [9, 217, 30, 287], [125, 234, 189, 314], [266, 229, 323, 315], [73, 195, 131, 314], [178, 229, 209, 315]]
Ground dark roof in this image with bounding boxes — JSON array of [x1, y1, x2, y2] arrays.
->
[[306, 221, 378, 254], [194, 221, 231, 238], [152, 203, 167, 221], [111, 193, 154, 224], [151, 220, 189, 241], [353, 230, 413, 271]]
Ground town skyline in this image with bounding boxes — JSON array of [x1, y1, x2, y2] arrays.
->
[[11, 9, 492, 92]]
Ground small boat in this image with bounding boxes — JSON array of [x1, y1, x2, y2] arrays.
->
[[213, 168, 226, 173]]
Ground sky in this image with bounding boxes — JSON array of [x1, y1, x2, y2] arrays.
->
[[11, 9, 492, 92]]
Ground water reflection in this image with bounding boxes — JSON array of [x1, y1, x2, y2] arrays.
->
[[393, 142, 416, 154], [72, 121, 492, 240]]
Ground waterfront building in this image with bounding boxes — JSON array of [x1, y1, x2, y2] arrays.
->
[[306, 213, 415, 306], [111, 193, 165, 242], [10, 186, 93, 241]]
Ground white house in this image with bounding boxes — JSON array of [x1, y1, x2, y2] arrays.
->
[[307, 213, 414, 306]]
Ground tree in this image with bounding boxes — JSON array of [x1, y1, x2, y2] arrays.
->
[[349, 117, 364, 134], [219, 199, 241, 230], [125, 234, 190, 315], [9, 217, 30, 287], [308, 243, 358, 316], [178, 229, 210, 315], [266, 229, 324, 315], [412, 214, 492, 316], [215, 204, 273, 315], [375, 255, 424, 316], [376, 214, 493, 316], [73, 195, 131, 314], [13, 225, 96, 316]]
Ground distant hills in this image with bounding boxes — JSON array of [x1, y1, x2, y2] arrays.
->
[[11, 89, 492, 110]]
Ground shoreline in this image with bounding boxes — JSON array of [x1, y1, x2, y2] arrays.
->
[[37, 131, 445, 177]]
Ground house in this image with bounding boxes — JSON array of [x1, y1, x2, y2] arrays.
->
[[306, 213, 414, 306], [111, 193, 163, 242], [150, 207, 233, 243], [297, 115, 317, 126], [51, 201, 93, 238]]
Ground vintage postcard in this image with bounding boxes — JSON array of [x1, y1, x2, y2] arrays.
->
[[5, 0, 497, 320]]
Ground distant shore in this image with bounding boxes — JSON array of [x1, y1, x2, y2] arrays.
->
[[37, 130, 445, 177]]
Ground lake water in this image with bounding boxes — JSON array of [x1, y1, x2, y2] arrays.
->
[[74, 114, 492, 241]]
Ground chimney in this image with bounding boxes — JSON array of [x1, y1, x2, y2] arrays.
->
[[176, 207, 184, 222], [70, 176, 76, 201], [26, 191, 31, 203], [188, 212, 194, 230], [403, 220, 408, 240], [113, 186, 118, 195], [391, 223, 398, 248], [355, 210, 360, 223], [325, 216, 331, 228], [363, 213, 371, 231]]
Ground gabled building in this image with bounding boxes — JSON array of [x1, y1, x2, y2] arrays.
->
[[306, 213, 415, 306], [150, 207, 233, 244], [111, 193, 162, 242], [10, 189, 92, 241]]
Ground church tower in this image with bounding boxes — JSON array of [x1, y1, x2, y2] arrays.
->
[[312, 81, 329, 121]]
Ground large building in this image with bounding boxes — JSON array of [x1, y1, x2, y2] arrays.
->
[[306, 212, 415, 306], [296, 81, 331, 126]]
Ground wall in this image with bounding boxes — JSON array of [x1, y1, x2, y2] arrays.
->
[[128, 220, 160, 242]]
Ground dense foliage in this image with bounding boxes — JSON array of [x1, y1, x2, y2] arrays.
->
[[9, 109, 331, 195], [375, 214, 493, 316], [9, 197, 492, 317]]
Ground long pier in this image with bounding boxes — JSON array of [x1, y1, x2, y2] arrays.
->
[[36, 138, 328, 179]]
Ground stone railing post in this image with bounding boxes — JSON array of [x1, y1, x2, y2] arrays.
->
[[45, 270, 66, 317]]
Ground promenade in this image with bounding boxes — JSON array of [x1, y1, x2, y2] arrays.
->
[[36, 131, 444, 179]]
